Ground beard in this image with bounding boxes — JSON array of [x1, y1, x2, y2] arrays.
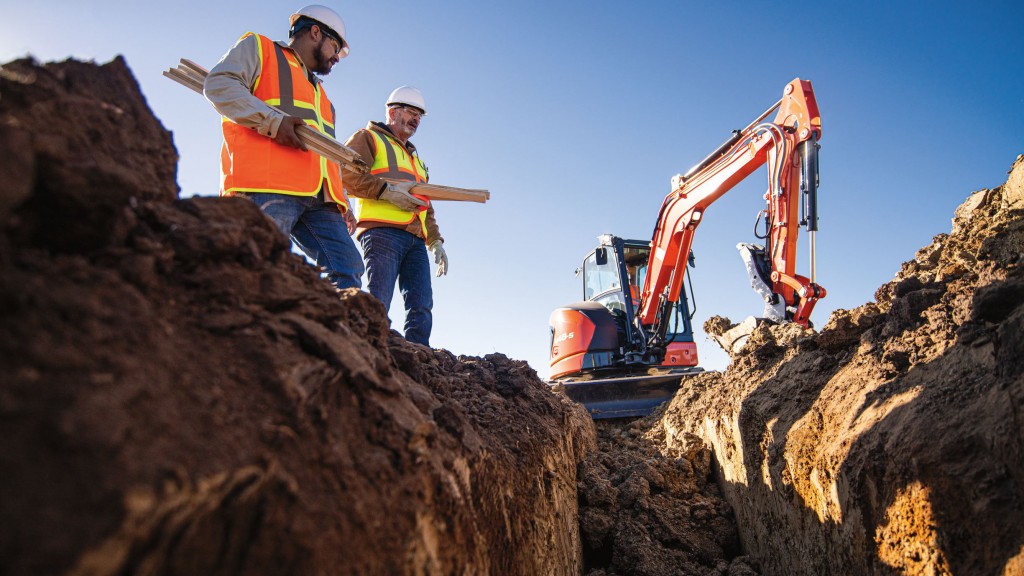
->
[[312, 38, 334, 76]]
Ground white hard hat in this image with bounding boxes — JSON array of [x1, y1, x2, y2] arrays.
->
[[386, 86, 427, 115], [289, 5, 349, 58]]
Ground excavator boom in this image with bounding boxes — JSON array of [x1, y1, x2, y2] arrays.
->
[[640, 78, 824, 333]]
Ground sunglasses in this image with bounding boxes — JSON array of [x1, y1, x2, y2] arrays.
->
[[397, 105, 424, 118], [321, 30, 343, 57]]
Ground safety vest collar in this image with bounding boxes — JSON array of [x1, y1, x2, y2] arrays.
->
[[368, 121, 417, 154], [367, 123, 426, 183], [269, 39, 323, 84], [264, 42, 335, 138]]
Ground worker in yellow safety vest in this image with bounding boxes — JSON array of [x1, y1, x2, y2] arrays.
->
[[203, 4, 364, 289], [342, 86, 448, 346]]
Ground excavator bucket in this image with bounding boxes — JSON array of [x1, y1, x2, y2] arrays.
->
[[551, 369, 703, 419], [704, 315, 781, 356]]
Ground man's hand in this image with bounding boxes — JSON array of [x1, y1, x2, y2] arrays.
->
[[428, 240, 448, 277], [341, 204, 357, 235], [380, 181, 427, 212], [274, 117, 308, 150]]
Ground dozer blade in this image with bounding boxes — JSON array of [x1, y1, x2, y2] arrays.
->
[[551, 368, 703, 419]]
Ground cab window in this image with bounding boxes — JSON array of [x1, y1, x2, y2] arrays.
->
[[582, 249, 621, 301]]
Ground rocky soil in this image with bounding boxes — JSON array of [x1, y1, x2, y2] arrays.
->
[[2, 56, 1021, 576]]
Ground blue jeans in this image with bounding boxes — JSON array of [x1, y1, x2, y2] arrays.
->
[[243, 193, 364, 289], [360, 227, 433, 346]]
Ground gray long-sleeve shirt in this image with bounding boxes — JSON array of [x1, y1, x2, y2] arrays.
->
[[203, 34, 321, 139]]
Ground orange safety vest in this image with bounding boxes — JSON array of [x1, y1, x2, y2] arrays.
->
[[352, 128, 430, 236], [219, 33, 346, 206]]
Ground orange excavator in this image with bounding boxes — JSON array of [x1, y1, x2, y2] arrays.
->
[[549, 78, 825, 418]]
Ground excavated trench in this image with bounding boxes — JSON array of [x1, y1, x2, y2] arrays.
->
[[2, 57, 1022, 576]]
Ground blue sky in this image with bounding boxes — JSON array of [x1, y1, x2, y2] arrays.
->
[[3, 1, 1022, 376]]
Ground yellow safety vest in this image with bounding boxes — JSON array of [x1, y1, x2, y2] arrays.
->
[[352, 129, 430, 235], [219, 33, 346, 205]]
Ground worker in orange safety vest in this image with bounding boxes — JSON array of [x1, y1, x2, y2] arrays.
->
[[341, 86, 447, 346], [203, 4, 364, 289]]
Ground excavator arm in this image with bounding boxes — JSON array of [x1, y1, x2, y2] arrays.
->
[[638, 79, 825, 339]]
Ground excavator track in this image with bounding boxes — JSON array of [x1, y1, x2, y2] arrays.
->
[[550, 368, 704, 419]]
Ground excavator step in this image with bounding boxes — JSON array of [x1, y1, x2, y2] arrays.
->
[[551, 368, 703, 419]]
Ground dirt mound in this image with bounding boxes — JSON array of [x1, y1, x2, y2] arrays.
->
[[674, 155, 1024, 575], [0, 57, 594, 575]]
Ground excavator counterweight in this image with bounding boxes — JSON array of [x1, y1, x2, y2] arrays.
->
[[549, 79, 825, 419]]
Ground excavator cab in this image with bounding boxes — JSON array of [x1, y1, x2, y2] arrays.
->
[[549, 235, 702, 418]]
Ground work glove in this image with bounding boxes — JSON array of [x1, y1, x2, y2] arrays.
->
[[380, 181, 426, 212], [428, 240, 448, 277]]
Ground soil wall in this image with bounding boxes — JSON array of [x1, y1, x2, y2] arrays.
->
[[661, 156, 1024, 575]]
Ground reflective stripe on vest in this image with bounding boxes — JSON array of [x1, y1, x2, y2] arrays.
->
[[219, 33, 345, 204], [352, 129, 429, 235], [370, 130, 427, 182]]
